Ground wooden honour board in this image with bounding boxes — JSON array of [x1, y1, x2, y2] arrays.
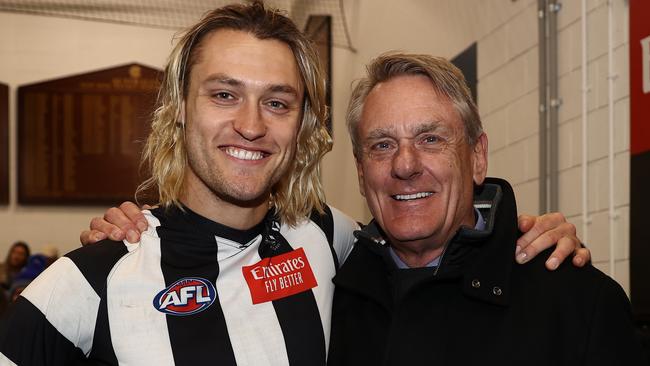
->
[[17, 64, 161, 205]]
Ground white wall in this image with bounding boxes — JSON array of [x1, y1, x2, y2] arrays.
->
[[479, 0, 630, 292], [0, 12, 176, 255]]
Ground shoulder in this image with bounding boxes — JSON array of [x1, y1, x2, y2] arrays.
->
[[511, 247, 626, 310], [64, 239, 132, 295], [20, 238, 128, 304], [515, 247, 609, 287], [328, 206, 361, 233], [315, 205, 359, 265], [6, 241, 130, 359], [517, 251, 648, 364]]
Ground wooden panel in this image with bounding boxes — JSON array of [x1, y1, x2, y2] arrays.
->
[[17, 64, 161, 205], [0, 83, 8, 204]]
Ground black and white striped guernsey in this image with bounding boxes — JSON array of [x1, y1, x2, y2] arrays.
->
[[0, 204, 358, 365]]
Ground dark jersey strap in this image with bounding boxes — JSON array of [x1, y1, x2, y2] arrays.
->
[[310, 205, 338, 270]]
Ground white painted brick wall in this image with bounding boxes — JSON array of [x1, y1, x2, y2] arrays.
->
[[558, 117, 581, 170], [507, 90, 538, 143], [558, 166, 582, 217], [513, 179, 540, 215], [558, 70, 582, 122], [479, 0, 630, 293], [558, 21, 582, 76]]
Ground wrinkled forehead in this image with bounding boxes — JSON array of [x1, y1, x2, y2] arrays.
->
[[359, 75, 463, 137]]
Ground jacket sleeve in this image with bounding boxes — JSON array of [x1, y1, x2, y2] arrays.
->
[[0, 257, 100, 365], [583, 277, 649, 365]]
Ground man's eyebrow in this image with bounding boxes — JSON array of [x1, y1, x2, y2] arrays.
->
[[268, 84, 299, 96], [412, 121, 443, 135], [366, 127, 396, 140], [365, 121, 443, 140], [202, 73, 299, 97], [202, 73, 243, 87]]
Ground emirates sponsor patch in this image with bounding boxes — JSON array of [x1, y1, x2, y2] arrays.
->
[[242, 247, 317, 304]]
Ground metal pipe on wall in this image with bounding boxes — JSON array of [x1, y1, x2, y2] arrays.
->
[[607, 0, 617, 279], [538, 0, 548, 213], [548, 0, 560, 212], [538, 0, 560, 213]]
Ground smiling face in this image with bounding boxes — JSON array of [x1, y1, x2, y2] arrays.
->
[[356, 74, 487, 254], [181, 29, 304, 216]]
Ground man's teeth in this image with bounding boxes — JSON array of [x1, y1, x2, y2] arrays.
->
[[393, 192, 433, 201], [225, 147, 264, 161]]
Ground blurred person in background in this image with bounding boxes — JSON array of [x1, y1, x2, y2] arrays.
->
[[0, 242, 30, 293], [7, 254, 48, 303]]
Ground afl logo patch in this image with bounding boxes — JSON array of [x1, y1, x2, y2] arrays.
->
[[153, 277, 216, 316]]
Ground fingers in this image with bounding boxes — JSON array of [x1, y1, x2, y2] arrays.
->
[[516, 221, 576, 264], [542, 234, 580, 270], [517, 212, 570, 254], [100, 205, 142, 244], [517, 214, 536, 235], [119, 201, 149, 233], [516, 212, 591, 270], [81, 201, 148, 246], [90, 216, 126, 241], [516, 212, 576, 266], [80, 229, 107, 246], [572, 247, 591, 267]]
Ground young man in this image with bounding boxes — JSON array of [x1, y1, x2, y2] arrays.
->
[[1, 2, 587, 365]]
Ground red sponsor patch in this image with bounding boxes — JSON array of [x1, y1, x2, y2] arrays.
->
[[242, 247, 318, 304]]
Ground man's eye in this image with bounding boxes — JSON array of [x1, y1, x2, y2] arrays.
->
[[267, 100, 287, 109], [372, 141, 392, 150], [213, 92, 234, 100], [421, 135, 439, 144]]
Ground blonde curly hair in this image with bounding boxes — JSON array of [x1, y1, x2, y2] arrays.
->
[[136, 1, 331, 226]]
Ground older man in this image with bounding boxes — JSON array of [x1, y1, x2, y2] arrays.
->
[[327, 53, 647, 365]]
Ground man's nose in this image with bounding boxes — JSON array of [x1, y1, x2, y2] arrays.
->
[[391, 143, 423, 180], [233, 102, 267, 141]]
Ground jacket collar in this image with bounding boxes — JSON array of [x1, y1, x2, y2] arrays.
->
[[333, 178, 519, 308]]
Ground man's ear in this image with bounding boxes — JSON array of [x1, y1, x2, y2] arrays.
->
[[355, 158, 366, 198], [472, 133, 488, 185]]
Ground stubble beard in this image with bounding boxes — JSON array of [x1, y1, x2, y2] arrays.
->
[[186, 150, 289, 209]]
